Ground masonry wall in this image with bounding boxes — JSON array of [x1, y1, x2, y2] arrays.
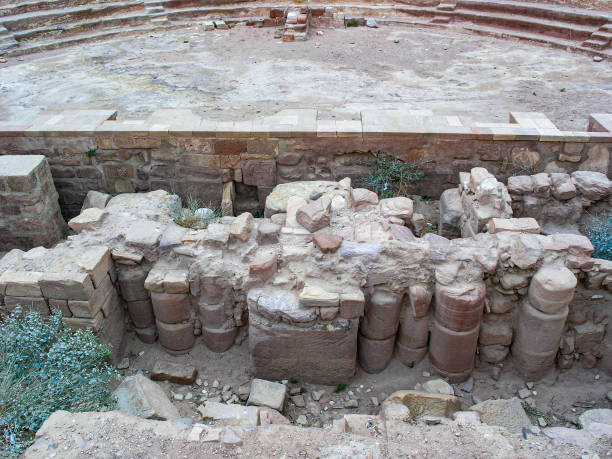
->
[[0, 110, 610, 218]]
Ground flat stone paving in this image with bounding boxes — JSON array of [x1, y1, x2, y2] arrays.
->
[[0, 25, 610, 130], [0, 154, 44, 176]]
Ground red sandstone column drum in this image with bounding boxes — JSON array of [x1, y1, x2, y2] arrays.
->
[[430, 282, 486, 382], [512, 265, 575, 380]]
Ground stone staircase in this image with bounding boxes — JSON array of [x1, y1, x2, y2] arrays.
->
[[0, 0, 610, 56], [443, 0, 611, 55]]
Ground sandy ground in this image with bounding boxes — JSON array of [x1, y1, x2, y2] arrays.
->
[[1, 24, 611, 130]]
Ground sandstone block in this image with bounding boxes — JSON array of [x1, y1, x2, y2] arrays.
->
[[3, 296, 49, 315], [438, 188, 463, 238], [256, 221, 281, 244], [249, 317, 358, 384], [396, 341, 427, 367], [296, 197, 331, 233], [299, 284, 339, 308], [242, 160, 276, 187], [151, 361, 198, 385], [550, 173, 577, 200], [340, 290, 365, 319], [230, 212, 254, 241], [39, 271, 94, 301], [48, 298, 71, 317], [68, 207, 106, 233], [507, 176, 533, 195], [247, 378, 287, 411], [249, 250, 277, 279], [320, 306, 339, 320], [379, 197, 414, 220], [487, 218, 540, 234], [198, 402, 259, 427], [0, 270, 42, 297], [313, 231, 343, 253], [285, 196, 308, 228], [81, 190, 111, 211], [163, 270, 189, 294], [76, 247, 113, 289], [571, 171, 611, 201], [351, 188, 378, 209]]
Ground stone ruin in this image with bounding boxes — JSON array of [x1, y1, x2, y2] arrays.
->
[[1, 154, 610, 385]]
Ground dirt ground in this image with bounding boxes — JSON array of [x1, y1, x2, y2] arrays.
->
[[1, 24, 611, 130]]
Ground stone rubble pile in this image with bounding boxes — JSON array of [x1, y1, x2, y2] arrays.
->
[[0, 160, 611, 383]]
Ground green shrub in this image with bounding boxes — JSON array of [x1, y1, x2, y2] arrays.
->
[[167, 195, 221, 229], [0, 307, 117, 456], [583, 211, 612, 261], [346, 18, 359, 27], [358, 151, 428, 198]]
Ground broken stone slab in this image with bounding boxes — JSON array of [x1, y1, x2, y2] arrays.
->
[[198, 402, 259, 427], [469, 398, 531, 433], [571, 171, 611, 201], [299, 284, 339, 308], [264, 181, 339, 217], [248, 288, 316, 324], [247, 378, 287, 411], [230, 212, 254, 241], [114, 373, 179, 421], [256, 221, 281, 244], [151, 361, 198, 385], [487, 218, 540, 234], [296, 196, 331, 232], [81, 190, 111, 211], [384, 390, 461, 418], [68, 207, 107, 233]]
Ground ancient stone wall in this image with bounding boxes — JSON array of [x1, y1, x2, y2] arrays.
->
[[1, 164, 610, 383], [0, 155, 65, 250], [0, 109, 610, 219]]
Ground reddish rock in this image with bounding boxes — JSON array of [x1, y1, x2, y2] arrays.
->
[[243, 160, 277, 187], [249, 251, 277, 279], [214, 140, 246, 156], [340, 290, 365, 319], [313, 231, 343, 253]]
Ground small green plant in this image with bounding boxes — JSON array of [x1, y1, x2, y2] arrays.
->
[[300, 387, 307, 394], [288, 377, 298, 384], [358, 151, 428, 198], [346, 18, 359, 27], [334, 384, 347, 393], [167, 194, 221, 230], [582, 211, 612, 261], [86, 148, 97, 158], [0, 307, 117, 456]]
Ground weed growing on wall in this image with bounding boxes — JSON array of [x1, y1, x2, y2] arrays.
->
[[167, 194, 222, 229], [582, 211, 612, 260], [0, 307, 117, 456], [358, 151, 428, 198]]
